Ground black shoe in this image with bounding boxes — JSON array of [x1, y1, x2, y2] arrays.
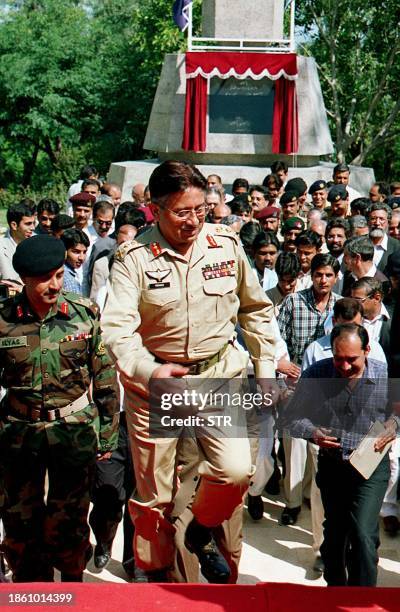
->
[[185, 518, 231, 584], [383, 515, 400, 535], [280, 506, 301, 526], [94, 544, 111, 570], [247, 494, 264, 521], [131, 567, 169, 583], [61, 573, 83, 582], [265, 470, 281, 495]]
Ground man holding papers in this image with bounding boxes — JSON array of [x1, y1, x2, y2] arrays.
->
[[282, 323, 398, 586]]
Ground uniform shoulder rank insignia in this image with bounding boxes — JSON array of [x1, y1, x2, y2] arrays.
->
[[60, 302, 69, 316], [206, 234, 222, 249], [96, 340, 106, 356], [149, 242, 163, 257], [202, 260, 236, 280], [114, 239, 143, 262]]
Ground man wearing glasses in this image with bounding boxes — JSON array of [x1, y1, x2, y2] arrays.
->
[[101, 160, 276, 583]]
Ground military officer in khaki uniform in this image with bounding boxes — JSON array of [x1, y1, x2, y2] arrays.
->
[[101, 160, 276, 583]]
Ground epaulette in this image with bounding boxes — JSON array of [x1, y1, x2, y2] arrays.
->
[[62, 291, 99, 317], [207, 222, 239, 243], [114, 239, 146, 262]]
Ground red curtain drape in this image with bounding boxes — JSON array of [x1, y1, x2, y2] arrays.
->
[[272, 78, 298, 154], [182, 52, 299, 154], [182, 74, 207, 152]]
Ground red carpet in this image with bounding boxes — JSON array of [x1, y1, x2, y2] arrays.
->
[[0, 582, 399, 611]]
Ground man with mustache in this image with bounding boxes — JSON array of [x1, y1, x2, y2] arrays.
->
[[0, 235, 119, 582], [367, 203, 400, 274]]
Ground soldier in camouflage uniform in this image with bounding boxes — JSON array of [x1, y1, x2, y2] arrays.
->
[[0, 235, 119, 582]]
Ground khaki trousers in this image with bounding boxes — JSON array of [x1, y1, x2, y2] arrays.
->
[[124, 345, 253, 571]]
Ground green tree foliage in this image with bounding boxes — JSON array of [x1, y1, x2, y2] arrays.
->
[[296, 0, 400, 176], [0, 0, 190, 193]]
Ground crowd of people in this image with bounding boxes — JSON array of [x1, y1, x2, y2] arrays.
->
[[0, 159, 399, 588]]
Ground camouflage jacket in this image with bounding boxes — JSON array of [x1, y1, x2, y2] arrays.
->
[[0, 290, 119, 452]]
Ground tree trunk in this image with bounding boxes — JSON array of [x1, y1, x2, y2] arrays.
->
[[21, 143, 39, 188]]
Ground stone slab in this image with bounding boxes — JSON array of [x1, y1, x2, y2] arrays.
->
[[107, 159, 374, 202], [143, 53, 334, 164], [201, 0, 284, 41]]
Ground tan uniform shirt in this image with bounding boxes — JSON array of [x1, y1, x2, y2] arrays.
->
[[101, 222, 276, 385]]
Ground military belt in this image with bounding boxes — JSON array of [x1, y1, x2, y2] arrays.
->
[[154, 342, 230, 375], [10, 391, 91, 423]]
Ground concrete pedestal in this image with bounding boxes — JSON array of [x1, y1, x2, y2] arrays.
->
[[108, 159, 374, 203]]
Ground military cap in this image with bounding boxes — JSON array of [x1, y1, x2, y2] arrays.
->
[[327, 184, 348, 202], [309, 180, 327, 194], [281, 217, 305, 233], [285, 177, 307, 197], [69, 191, 96, 207], [254, 206, 280, 220], [13, 235, 66, 277], [386, 250, 400, 278], [280, 190, 299, 206]]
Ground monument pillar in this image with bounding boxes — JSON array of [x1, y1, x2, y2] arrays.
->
[[108, 1, 373, 198], [201, 0, 284, 40]]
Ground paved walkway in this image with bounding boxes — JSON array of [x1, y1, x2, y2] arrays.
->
[[83, 491, 400, 586]]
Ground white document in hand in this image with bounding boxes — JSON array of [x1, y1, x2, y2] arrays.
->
[[349, 421, 392, 479]]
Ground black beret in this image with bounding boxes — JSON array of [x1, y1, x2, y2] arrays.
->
[[285, 177, 307, 197], [13, 235, 66, 277], [327, 184, 348, 202], [280, 190, 299, 206], [69, 191, 96, 207], [309, 180, 327, 194]]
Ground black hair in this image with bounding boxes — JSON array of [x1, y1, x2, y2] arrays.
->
[[37, 198, 60, 216], [7, 202, 35, 227], [325, 218, 350, 239], [350, 198, 370, 216], [249, 185, 269, 198], [333, 163, 350, 175], [232, 178, 249, 192], [93, 201, 115, 219], [149, 160, 207, 204], [310, 252, 340, 275], [275, 252, 301, 279], [252, 231, 280, 252], [79, 165, 98, 180], [270, 160, 288, 174], [61, 228, 90, 250], [115, 208, 146, 232], [230, 199, 252, 215], [330, 323, 369, 351], [82, 178, 101, 190], [262, 173, 284, 190], [333, 297, 364, 320], [295, 230, 322, 250], [51, 214, 75, 233], [240, 221, 262, 250]]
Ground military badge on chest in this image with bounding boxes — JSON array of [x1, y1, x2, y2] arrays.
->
[[145, 269, 172, 289], [202, 261, 236, 280]]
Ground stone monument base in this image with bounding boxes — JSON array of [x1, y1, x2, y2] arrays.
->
[[108, 159, 374, 202]]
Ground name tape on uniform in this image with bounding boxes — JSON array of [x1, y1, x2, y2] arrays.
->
[[0, 336, 28, 349]]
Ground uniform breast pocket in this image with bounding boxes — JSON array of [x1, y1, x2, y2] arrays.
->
[[202, 277, 238, 322], [140, 287, 181, 326], [2, 346, 33, 388], [59, 340, 89, 381]]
